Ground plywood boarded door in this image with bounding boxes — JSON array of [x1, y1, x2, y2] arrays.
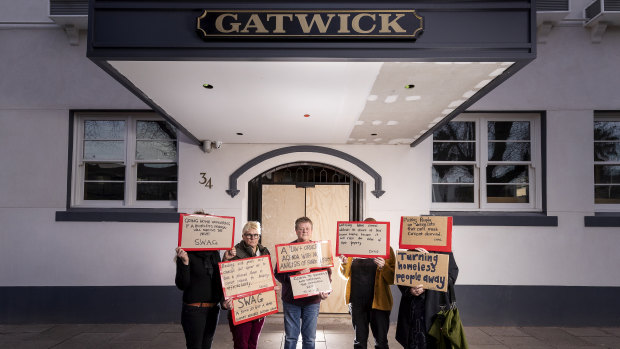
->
[[261, 184, 349, 313]]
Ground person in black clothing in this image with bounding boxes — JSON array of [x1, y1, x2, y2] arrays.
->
[[175, 244, 224, 349], [395, 248, 459, 349]]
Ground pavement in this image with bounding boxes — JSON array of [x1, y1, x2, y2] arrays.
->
[[1, 315, 620, 348]]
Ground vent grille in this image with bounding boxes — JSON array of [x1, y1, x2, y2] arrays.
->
[[605, 0, 620, 11], [537, 0, 569, 11], [585, 0, 602, 20], [50, 0, 88, 16]]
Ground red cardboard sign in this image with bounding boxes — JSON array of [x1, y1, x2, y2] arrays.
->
[[336, 221, 390, 258], [178, 213, 235, 251], [399, 216, 452, 252]]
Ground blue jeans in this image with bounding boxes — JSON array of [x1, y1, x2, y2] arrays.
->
[[283, 301, 320, 349]]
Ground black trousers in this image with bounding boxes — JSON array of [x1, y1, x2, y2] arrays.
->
[[181, 304, 220, 349], [350, 303, 391, 349]]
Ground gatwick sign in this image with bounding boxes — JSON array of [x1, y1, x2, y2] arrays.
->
[[196, 10, 424, 39]]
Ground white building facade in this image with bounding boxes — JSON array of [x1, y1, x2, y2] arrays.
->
[[1, 0, 619, 325]]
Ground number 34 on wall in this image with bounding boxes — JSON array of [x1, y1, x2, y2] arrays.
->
[[199, 172, 213, 189]]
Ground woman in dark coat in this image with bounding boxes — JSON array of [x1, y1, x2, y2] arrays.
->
[[175, 246, 223, 349], [395, 248, 459, 349]]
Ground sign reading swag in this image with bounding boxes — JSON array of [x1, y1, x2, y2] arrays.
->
[[219, 256, 279, 325], [196, 10, 424, 39], [178, 214, 235, 251]]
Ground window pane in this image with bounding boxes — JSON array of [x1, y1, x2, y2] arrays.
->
[[136, 141, 177, 161], [433, 121, 475, 141], [595, 185, 620, 204], [594, 142, 620, 162], [594, 121, 620, 141], [487, 185, 529, 203], [488, 142, 531, 161], [137, 183, 178, 200], [594, 165, 620, 184], [83, 141, 125, 160], [137, 163, 178, 181], [488, 121, 530, 141], [84, 120, 125, 140], [486, 165, 529, 184], [433, 142, 475, 161], [85, 163, 125, 181], [432, 184, 474, 203], [137, 121, 177, 140], [432, 165, 474, 183], [84, 182, 124, 200]]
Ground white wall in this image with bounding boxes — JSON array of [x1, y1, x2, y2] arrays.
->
[[1, 0, 620, 288]]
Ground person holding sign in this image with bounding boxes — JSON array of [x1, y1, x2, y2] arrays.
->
[[395, 248, 459, 349], [174, 226, 224, 349], [339, 218, 396, 349], [274, 216, 332, 349], [221, 221, 272, 349]]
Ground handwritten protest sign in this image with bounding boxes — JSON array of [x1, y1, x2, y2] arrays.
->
[[219, 256, 276, 298], [231, 289, 279, 325], [394, 250, 450, 292], [399, 216, 452, 252], [336, 221, 390, 258], [275, 240, 333, 273], [178, 214, 235, 251], [290, 270, 332, 299]]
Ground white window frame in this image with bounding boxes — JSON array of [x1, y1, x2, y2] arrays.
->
[[431, 112, 542, 212], [71, 112, 178, 208], [594, 114, 620, 212]]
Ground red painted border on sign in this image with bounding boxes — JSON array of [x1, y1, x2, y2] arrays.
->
[[398, 216, 452, 252], [178, 213, 235, 251], [336, 221, 390, 259], [230, 288, 279, 325], [290, 270, 333, 299], [274, 240, 334, 273], [218, 255, 277, 298]]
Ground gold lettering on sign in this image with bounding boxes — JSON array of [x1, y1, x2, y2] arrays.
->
[[379, 13, 406, 33], [215, 13, 239, 33], [352, 13, 376, 34], [266, 14, 293, 33]]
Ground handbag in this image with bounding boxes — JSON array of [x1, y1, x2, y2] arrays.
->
[[428, 283, 469, 349]]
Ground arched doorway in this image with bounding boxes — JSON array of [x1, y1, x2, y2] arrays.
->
[[248, 162, 363, 313]]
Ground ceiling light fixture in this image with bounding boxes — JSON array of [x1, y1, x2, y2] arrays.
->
[[202, 84, 213, 89]]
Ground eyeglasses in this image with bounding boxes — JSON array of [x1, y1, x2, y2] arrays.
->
[[244, 234, 260, 239]]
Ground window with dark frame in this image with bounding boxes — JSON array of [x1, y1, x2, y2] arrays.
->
[[431, 114, 540, 211], [74, 113, 178, 207], [594, 117, 620, 206]]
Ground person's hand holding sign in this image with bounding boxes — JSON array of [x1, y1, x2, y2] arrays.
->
[[221, 297, 233, 310], [373, 257, 385, 270], [223, 248, 236, 261], [175, 247, 189, 265], [319, 291, 331, 300], [409, 247, 429, 296], [298, 268, 311, 275]]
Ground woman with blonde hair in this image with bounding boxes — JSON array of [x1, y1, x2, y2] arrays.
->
[[222, 221, 272, 349]]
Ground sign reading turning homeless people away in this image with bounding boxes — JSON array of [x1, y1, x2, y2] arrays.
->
[[219, 255, 276, 298], [399, 216, 452, 252], [275, 240, 333, 273], [231, 289, 279, 325], [196, 10, 424, 40], [337, 221, 390, 258], [394, 250, 450, 292], [178, 214, 235, 251], [290, 270, 332, 299]]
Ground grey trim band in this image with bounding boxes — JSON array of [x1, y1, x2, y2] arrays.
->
[[226, 146, 385, 198]]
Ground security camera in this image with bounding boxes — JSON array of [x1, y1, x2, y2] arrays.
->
[[214, 141, 223, 149]]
